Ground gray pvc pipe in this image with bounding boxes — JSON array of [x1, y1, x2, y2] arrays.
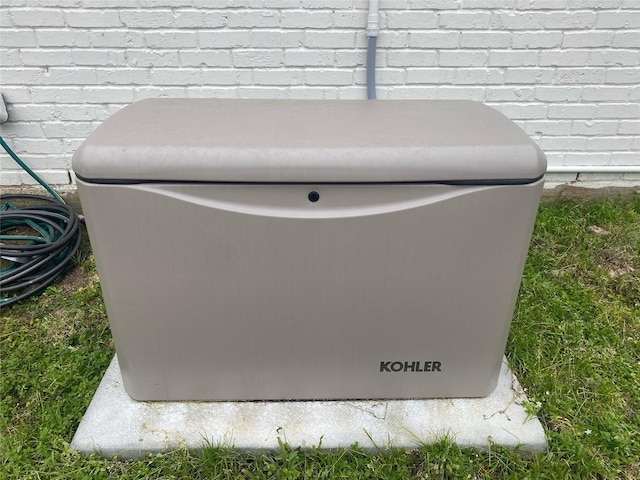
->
[[366, 36, 377, 100]]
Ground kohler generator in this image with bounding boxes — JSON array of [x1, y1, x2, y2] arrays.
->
[[73, 99, 545, 401]]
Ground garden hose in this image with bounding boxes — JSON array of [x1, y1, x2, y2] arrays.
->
[[0, 137, 82, 307]]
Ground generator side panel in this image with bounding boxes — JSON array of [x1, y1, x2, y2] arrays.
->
[[77, 181, 542, 401]]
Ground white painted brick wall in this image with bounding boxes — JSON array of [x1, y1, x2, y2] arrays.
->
[[0, 0, 638, 190]]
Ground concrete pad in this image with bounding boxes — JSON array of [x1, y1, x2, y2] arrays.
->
[[71, 355, 546, 458]]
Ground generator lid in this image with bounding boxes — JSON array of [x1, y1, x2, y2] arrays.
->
[[73, 99, 546, 184]]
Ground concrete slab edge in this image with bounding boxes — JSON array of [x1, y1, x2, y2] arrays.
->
[[71, 355, 546, 459]]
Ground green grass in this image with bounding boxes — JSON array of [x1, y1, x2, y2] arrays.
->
[[1, 197, 639, 479]]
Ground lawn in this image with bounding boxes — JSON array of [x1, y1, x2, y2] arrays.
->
[[1, 197, 638, 479]]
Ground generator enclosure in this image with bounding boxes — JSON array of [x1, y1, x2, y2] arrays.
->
[[73, 99, 546, 401]]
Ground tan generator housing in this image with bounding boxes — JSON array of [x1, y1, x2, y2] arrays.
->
[[73, 99, 545, 401]]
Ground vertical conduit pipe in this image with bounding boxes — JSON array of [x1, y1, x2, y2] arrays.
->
[[366, 0, 380, 100]]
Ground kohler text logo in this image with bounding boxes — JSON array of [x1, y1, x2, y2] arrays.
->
[[380, 361, 442, 373]]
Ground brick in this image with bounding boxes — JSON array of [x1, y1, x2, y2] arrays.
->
[[289, 86, 339, 99], [618, 121, 640, 135], [304, 69, 353, 85], [437, 86, 485, 100], [562, 32, 614, 47], [84, 87, 136, 103], [586, 136, 635, 151], [95, 68, 149, 85], [571, 121, 620, 135], [301, 0, 352, 8], [387, 50, 437, 67], [515, 0, 568, 9], [134, 86, 187, 100], [236, 87, 291, 99], [44, 67, 98, 85], [227, 10, 280, 28], [126, 50, 180, 67], [251, 30, 302, 47], [376, 32, 409, 48], [0, 49, 21, 66], [513, 32, 563, 48], [407, 68, 456, 84], [506, 68, 555, 84], [42, 122, 94, 138], [554, 68, 606, 84], [148, 68, 202, 85], [534, 86, 582, 102], [52, 104, 114, 122], [404, 0, 459, 8], [73, 49, 127, 66], [438, 50, 488, 66], [605, 68, 640, 84], [545, 12, 597, 29], [0, 122, 42, 136], [540, 136, 587, 151], [21, 49, 73, 66], [201, 69, 253, 85], [233, 50, 285, 67], [490, 12, 545, 30], [285, 49, 334, 66], [613, 152, 640, 163], [0, 86, 31, 103], [2, 30, 37, 47], [568, 0, 624, 7], [596, 11, 640, 28], [139, 0, 196, 5], [303, 31, 355, 48], [31, 87, 85, 103], [280, 10, 333, 28], [11, 9, 65, 27], [589, 49, 638, 66], [439, 12, 491, 29], [485, 87, 535, 101], [333, 10, 368, 28], [145, 31, 198, 48], [81, 0, 139, 6], [461, 32, 511, 48], [386, 11, 437, 29], [539, 50, 590, 67], [66, 10, 122, 27], [548, 104, 596, 119], [454, 68, 504, 84], [522, 120, 572, 136], [488, 50, 537, 66], [463, 0, 517, 7], [175, 10, 226, 28], [0, 12, 11, 28], [185, 87, 236, 98], [2, 105, 54, 122], [334, 50, 367, 67], [119, 10, 176, 28], [1, 170, 70, 186], [354, 67, 405, 85], [613, 31, 640, 47], [0, 68, 45, 84], [490, 103, 548, 119], [88, 31, 144, 48], [253, 69, 304, 85], [582, 86, 632, 101], [409, 31, 460, 48], [180, 50, 232, 67], [199, 31, 251, 48], [596, 103, 640, 118]]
